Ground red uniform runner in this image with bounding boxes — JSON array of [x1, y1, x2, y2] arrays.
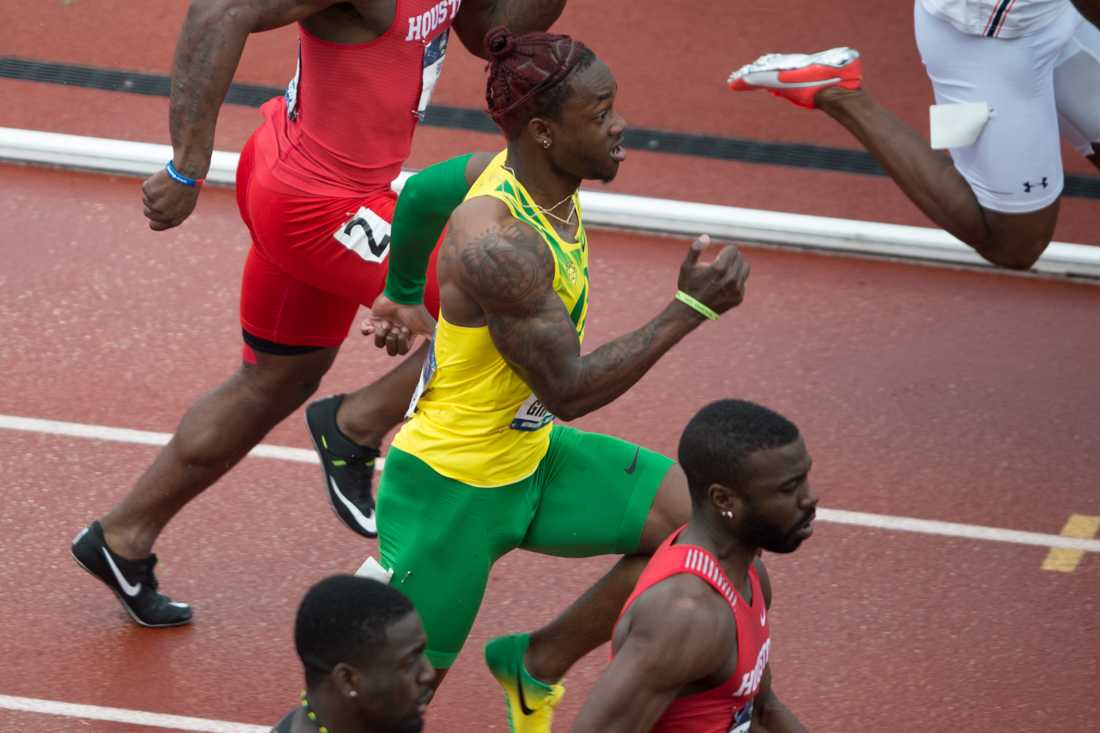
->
[[615, 527, 771, 733], [237, 0, 457, 351]]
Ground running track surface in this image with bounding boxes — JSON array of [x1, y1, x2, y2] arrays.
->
[[2, 2, 1100, 732], [3, 166, 1099, 732], [2, 0, 1098, 241]]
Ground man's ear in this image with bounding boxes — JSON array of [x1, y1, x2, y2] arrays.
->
[[709, 482, 745, 519], [527, 117, 554, 149], [331, 662, 363, 698]]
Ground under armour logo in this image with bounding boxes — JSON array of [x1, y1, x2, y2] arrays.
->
[[343, 218, 390, 258], [1023, 177, 1048, 193]]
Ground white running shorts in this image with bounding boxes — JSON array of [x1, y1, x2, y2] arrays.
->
[[915, 1, 1100, 213]]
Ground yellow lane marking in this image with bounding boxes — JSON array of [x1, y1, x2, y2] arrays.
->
[[1041, 515, 1100, 573]]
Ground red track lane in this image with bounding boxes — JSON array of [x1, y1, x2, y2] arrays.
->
[[3, 1, 1100, 730], [1, 167, 1099, 732], [3, 0, 1098, 242]]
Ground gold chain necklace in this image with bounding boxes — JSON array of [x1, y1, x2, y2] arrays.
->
[[503, 164, 577, 226]]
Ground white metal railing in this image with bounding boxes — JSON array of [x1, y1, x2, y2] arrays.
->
[[3, 126, 1098, 279]]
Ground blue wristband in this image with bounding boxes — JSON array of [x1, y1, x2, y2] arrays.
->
[[165, 161, 204, 187]]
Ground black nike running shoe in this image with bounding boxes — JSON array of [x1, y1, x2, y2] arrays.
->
[[70, 521, 192, 627], [306, 394, 381, 538]]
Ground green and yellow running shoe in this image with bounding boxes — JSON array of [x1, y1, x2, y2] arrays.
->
[[484, 633, 565, 733]]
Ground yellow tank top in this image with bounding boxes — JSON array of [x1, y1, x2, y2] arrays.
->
[[391, 150, 589, 487]]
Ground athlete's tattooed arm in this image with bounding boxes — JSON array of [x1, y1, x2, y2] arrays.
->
[[569, 577, 734, 733], [453, 0, 567, 58], [1071, 1, 1100, 28], [167, 0, 385, 177], [144, 0, 392, 231], [445, 199, 749, 421]]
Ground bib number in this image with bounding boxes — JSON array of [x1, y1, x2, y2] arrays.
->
[[405, 340, 438, 418], [510, 394, 554, 432], [333, 207, 392, 264], [285, 44, 302, 120], [728, 702, 753, 733], [415, 30, 449, 120]]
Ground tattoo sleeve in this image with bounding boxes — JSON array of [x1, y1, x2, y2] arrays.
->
[[168, 0, 338, 176], [456, 216, 705, 421], [168, 2, 259, 176]]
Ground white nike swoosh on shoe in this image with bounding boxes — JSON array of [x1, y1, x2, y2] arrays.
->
[[330, 476, 377, 535], [101, 548, 142, 597]]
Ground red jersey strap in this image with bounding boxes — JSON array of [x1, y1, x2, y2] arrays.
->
[[619, 526, 753, 624], [680, 545, 742, 610]]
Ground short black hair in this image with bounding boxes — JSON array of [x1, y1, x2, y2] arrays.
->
[[294, 575, 415, 688], [678, 400, 801, 507]]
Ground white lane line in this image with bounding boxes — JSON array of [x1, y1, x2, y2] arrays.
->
[[4, 127, 1100, 279], [3, 413, 1098, 553], [818, 508, 1100, 552], [0, 694, 268, 732], [0, 413, 383, 469]]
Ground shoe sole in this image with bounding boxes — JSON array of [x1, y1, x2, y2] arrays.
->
[[729, 47, 861, 96], [70, 549, 192, 628], [305, 406, 379, 539], [731, 47, 860, 80]]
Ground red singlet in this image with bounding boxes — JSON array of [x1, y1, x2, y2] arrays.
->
[[268, 0, 460, 196], [236, 0, 457, 350], [616, 527, 771, 733]]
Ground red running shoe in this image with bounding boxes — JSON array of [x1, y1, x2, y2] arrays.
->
[[728, 47, 862, 109]]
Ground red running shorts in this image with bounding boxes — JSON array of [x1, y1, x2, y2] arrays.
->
[[235, 132, 441, 351]]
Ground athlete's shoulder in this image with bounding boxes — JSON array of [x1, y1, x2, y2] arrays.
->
[[617, 574, 734, 676], [464, 152, 501, 186], [630, 572, 735, 638], [451, 195, 546, 251], [447, 198, 553, 305]]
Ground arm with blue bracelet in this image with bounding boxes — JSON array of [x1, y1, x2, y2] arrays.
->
[[383, 153, 475, 305]]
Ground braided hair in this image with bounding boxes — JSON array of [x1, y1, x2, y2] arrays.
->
[[484, 27, 596, 139]]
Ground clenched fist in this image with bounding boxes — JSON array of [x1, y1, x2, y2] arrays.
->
[[676, 235, 750, 316]]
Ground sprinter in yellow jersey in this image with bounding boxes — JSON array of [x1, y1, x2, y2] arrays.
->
[[358, 28, 750, 733]]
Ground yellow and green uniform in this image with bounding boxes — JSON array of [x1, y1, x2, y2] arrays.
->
[[376, 150, 674, 669], [392, 149, 590, 486]]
